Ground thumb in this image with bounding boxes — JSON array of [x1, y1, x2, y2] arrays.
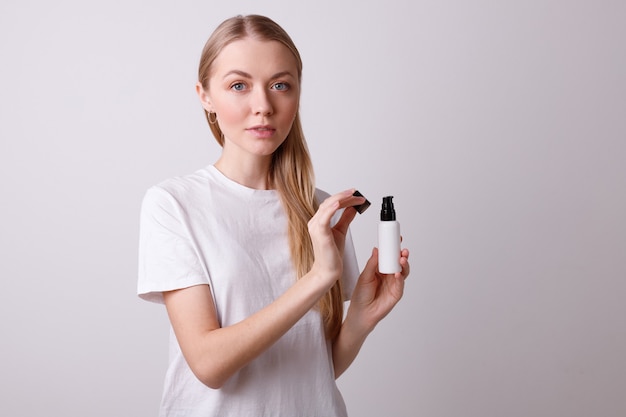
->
[[362, 247, 379, 276], [333, 206, 358, 235]]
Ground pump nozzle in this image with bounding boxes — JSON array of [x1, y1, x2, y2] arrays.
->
[[380, 196, 396, 221]]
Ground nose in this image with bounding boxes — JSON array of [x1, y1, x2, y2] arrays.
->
[[251, 88, 273, 116]]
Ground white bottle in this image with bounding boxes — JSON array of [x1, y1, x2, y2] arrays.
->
[[378, 196, 402, 274]]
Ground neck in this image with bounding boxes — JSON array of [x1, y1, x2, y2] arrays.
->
[[214, 156, 273, 190]]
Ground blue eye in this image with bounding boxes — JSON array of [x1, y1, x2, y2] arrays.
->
[[231, 82, 245, 91], [272, 82, 289, 91]]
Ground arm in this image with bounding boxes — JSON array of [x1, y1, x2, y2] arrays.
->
[[332, 247, 411, 378], [164, 268, 329, 389], [163, 189, 365, 389]]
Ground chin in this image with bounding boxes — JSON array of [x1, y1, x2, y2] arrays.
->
[[252, 141, 286, 156]]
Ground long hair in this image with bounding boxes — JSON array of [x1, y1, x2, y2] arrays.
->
[[197, 15, 344, 340]]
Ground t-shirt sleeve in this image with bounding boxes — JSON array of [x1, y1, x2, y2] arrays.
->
[[341, 228, 360, 301], [137, 186, 208, 304]]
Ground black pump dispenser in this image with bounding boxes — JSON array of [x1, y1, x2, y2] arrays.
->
[[380, 196, 396, 221]]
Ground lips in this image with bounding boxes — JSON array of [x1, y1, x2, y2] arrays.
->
[[247, 125, 275, 132], [246, 125, 276, 138]]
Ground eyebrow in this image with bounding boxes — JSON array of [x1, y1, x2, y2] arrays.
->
[[222, 70, 296, 80]]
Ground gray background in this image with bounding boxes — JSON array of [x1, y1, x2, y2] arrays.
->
[[1, 1, 624, 416]]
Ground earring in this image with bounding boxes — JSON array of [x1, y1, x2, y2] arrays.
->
[[208, 111, 218, 125]]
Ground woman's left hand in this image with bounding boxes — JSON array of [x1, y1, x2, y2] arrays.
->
[[331, 246, 410, 378], [347, 247, 410, 333]]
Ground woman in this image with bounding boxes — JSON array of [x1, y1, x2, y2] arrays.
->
[[138, 14, 410, 417]]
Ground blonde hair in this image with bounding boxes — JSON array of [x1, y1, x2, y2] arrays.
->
[[198, 15, 344, 340]]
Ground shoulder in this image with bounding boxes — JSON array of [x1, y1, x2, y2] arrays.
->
[[314, 188, 331, 204], [154, 167, 212, 197], [142, 167, 214, 208], [139, 169, 215, 226]]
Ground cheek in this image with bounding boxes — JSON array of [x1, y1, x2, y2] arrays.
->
[[214, 99, 246, 127], [281, 98, 300, 124]]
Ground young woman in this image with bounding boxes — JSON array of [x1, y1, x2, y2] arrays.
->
[[138, 14, 410, 417]]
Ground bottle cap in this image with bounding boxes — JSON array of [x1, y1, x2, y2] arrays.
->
[[352, 190, 371, 214]]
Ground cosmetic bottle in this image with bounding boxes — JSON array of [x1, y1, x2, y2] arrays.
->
[[378, 196, 402, 274]]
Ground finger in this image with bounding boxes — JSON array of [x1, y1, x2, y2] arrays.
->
[[332, 189, 366, 211], [396, 253, 410, 279], [342, 195, 367, 210], [313, 190, 363, 229], [312, 191, 349, 228], [320, 189, 355, 212], [333, 206, 358, 235]]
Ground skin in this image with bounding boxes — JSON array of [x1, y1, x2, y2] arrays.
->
[[197, 38, 300, 190], [164, 37, 411, 389]]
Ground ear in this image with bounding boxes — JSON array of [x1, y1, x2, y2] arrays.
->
[[196, 82, 213, 112]]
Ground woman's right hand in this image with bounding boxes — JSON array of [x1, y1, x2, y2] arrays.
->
[[163, 189, 365, 390], [307, 189, 365, 287]]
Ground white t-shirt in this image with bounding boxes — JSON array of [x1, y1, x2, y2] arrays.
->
[[138, 165, 360, 417]]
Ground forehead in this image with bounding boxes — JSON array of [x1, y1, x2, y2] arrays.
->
[[212, 38, 299, 78]]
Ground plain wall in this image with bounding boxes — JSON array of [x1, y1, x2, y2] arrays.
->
[[1, 1, 624, 416]]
